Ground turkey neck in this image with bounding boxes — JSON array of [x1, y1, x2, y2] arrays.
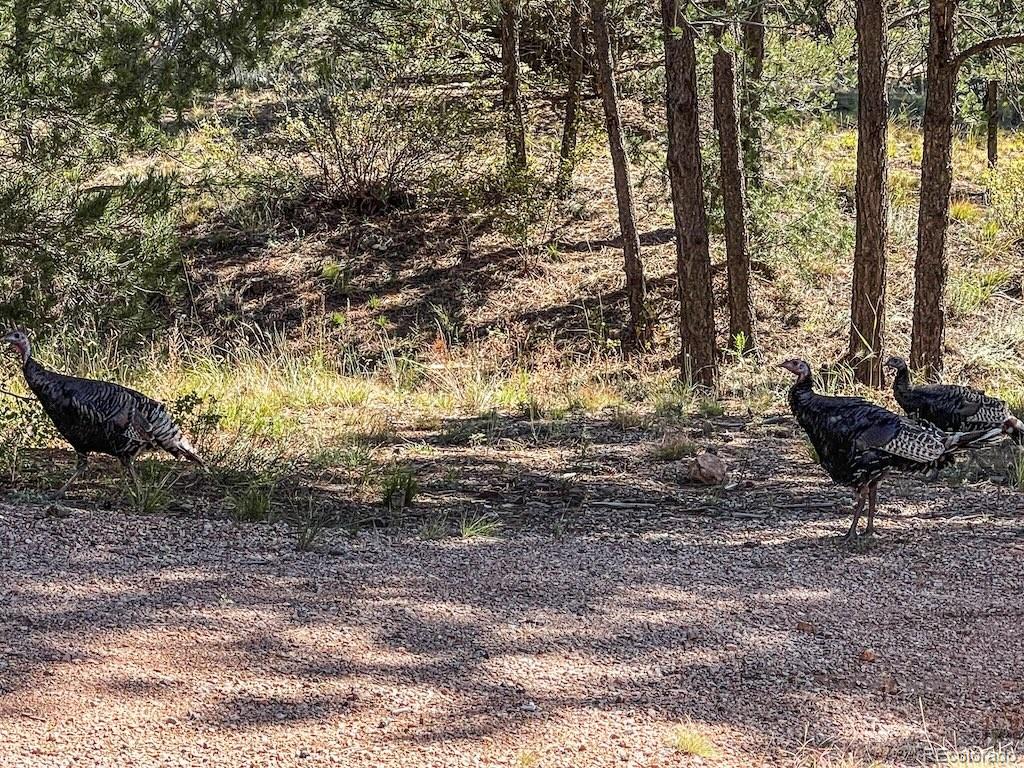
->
[[891, 366, 911, 396], [788, 374, 815, 414], [21, 355, 51, 400]]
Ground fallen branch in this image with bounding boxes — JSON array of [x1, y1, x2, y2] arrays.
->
[[0, 388, 32, 402]]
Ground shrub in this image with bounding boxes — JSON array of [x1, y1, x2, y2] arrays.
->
[[282, 76, 472, 206], [0, 398, 56, 483]]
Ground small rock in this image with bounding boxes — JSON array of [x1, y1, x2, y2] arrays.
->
[[858, 648, 878, 663], [43, 504, 71, 519], [688, 452, 728, 485], [796, 620, 816, 634], [519, 701, 538, 713]]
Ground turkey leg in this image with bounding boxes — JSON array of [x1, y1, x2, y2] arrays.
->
[[865, 482, 879, 536], [844, 487, 867, 541]]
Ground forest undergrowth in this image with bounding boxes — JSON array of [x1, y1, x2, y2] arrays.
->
[[2, 98, 1023, 541]]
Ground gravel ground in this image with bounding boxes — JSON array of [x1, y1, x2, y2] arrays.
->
[[2, 429, 1024, 768]]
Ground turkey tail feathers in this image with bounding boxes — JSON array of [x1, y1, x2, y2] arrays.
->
[[145, 406, 207, 470], [947, 426, 1004, 450]]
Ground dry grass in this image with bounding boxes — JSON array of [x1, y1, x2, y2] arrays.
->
[[669, 723, 718, 758], [653, 432, 700, 461]]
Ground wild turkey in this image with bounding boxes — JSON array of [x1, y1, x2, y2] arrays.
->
[[885, 356, 1023, 440], [3, 329, 204, 492], [782, 359, 1002, 540]]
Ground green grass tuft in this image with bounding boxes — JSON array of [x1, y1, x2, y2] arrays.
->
[[949, 268, 1014, 318], [459, 511, 502, 539], [1009, 452, 1024, 491], [229, 478, 277, 523], [697, 398, 725, 418], [127, 461, 178, 515], [949, 199, 983, 223], [418, 513, 449, 540], [380, 462, 417, 513]]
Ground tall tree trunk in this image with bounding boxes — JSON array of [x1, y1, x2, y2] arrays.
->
[[556, 0, 587, 196], [712, 16, 755, 352], [909, 4, 1024, 374], [661, 0, 718, 386], [500, 0, 527, 170], [740, 1, 765, 189], [911, 0, 957, 377], [849, 0, 889, 387], [986, 79, 998, 167], [591, 0, 652, 348]]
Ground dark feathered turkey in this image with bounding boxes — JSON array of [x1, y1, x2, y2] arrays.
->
[[886, 356, 1022, 441], [3, 330, 204, 491], [783, 359, 1001, 540]]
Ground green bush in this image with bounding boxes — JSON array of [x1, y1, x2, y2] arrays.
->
[[0, 398, 58, 484], [0, 160, 181, 342]]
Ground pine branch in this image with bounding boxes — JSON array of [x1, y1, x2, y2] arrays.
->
[[888, 5, 927, 29], [955, 34, 1024, 69]]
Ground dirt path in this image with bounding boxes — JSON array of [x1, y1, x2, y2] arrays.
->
[[2, 428, 1024, 767]]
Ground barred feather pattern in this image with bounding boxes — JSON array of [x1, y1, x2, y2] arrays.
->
[[892, 366, 1018, 439], [22, 358, 203, 466], [788, 374, 993, 489]]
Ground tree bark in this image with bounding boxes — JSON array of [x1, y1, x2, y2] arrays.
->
[[712, 16, 755, 353], [661, 0, 718, 386], [911, 0, 957, 377], [986, 79, 998, 167], [849, 0, 889, 387], [740, 1, 765, 189], [591, 0, 652, 348], [910, 0, 1024, 374], [556, 0, 587, 196], [500, 0, 527, 170]]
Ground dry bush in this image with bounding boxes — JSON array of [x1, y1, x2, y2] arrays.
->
[[283, 78, 474, 207]]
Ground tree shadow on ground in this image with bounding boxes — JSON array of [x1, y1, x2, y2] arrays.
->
[[182, 179, 690, 357], [3, 415, 1023, 763]]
